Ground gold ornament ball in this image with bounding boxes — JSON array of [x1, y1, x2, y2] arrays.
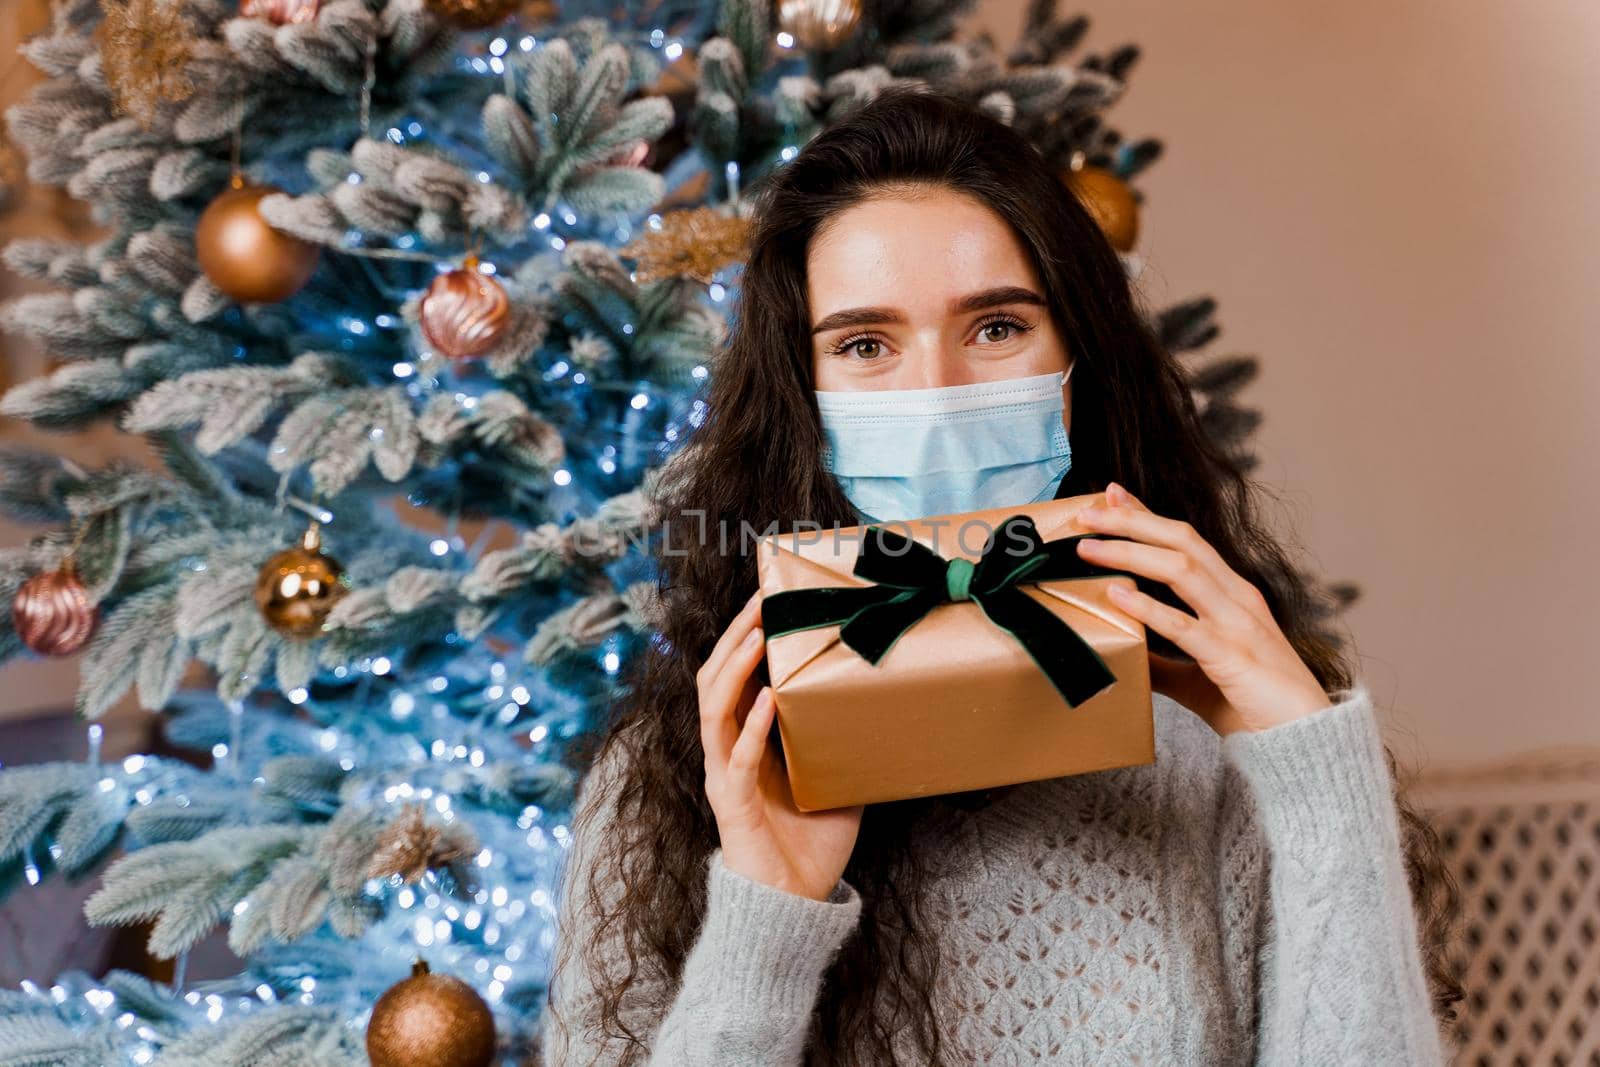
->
[[254, 523, 347, 639], [367, 960, 497, 1067], [424, 0, 521, 29], [778, 0, 862, 50], [195, 179, 321, 304], [1064, 165, 1140, 253]]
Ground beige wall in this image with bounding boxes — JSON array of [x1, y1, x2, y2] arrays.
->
[[963, 0, 1600, 767], [4, 3, 1596, 768]]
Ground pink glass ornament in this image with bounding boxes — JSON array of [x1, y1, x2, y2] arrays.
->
[[241, 0, 320, 25], [13, 563, 98, 657], [419, 260, 510, 360]]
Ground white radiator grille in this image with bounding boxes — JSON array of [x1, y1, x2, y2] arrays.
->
[[1415, 748, 1600, 1066]]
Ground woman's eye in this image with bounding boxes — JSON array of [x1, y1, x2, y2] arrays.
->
[[966, 316, 1030, 347], [844, 338, 883, 360]]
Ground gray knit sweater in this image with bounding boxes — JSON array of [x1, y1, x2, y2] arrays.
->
[[540, 684, 1447, 1065]]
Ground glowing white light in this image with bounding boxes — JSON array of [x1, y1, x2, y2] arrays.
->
[[123, 755, 146, 774], [533, 212, 550, 229], [511, 685, 529, 704], [430, 538, 449, 556], [777, 31, 795, 47], [287, 687, 308, 704], [529, 724, 549, 742], [553, 469, 572, 486], [372, 657, 392, 675], [392, 692, 416, 717], [603, 651, 620, 673], [630, 392, 649, 409], [393, 362, 414, 378], [709, 283, 727, 301], [692, 365, 708, 380], [489, 37, 508, 55], [664, 42, 683, 59]]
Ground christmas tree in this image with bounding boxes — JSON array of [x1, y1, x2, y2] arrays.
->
[[0, 0, 1351, 1062]]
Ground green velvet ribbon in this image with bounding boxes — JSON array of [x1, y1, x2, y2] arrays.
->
[[761, 514, 1142, 708]]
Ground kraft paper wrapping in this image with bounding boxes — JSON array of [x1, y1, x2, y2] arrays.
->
[[756, 492, 1155, 812]]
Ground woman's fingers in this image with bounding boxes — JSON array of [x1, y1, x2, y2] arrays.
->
[[696, 590, 762, 690], [1078, 496, 1269, 621], [1102, 579, 1230, 662], [700, 625, 767, 772], [1077, 536, 1258, 635], [727, 686, 777, 795]]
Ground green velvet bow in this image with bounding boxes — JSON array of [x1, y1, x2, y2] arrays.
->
[[761, 514, 1141, 708]]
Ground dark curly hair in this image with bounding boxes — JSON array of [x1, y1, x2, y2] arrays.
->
[[547, 87, 1463, 1064]]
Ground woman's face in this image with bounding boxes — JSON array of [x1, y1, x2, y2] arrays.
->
[[807, 185, 1074, 428]]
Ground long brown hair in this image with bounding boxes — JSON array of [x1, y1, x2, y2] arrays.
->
[[549, 87, 1461, 1065]]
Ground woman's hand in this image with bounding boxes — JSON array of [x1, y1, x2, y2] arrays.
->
[[1072, 482, 1333, 736], [696, 589, 865, 901]]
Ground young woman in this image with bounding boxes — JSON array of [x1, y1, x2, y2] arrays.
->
[[539, 89, 1460, 1065]]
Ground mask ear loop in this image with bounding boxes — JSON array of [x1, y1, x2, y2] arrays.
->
[[1063, 359, 1076, 383]]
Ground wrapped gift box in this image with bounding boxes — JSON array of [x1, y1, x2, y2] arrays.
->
[[756, 492, 1155, 811]]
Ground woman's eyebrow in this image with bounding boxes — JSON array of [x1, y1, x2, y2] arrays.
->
[[810, 287, 1048, 333]]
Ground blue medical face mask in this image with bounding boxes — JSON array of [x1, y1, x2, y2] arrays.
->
[[815, 365, 1074, 524]]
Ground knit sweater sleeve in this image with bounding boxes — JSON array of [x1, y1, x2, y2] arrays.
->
[[539, 736, 863, 1066], [1215, 683, 1445, 1066]]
